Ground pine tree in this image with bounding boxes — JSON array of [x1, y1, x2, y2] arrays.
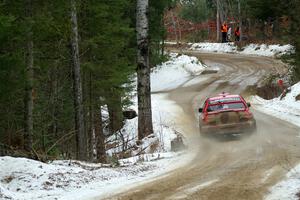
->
[[24, 0, 34, 154], [0, 0, 171, 160]]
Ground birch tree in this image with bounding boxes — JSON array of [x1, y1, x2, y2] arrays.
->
[[136, 0, 153, 140], [70, 0, 87, 160]]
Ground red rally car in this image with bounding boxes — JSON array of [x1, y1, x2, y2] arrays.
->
[[198, 93, 257, 135]]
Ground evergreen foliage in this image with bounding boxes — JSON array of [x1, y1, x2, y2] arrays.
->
[[0, 0, 172, 160], [149, 0, 174, 66], [180, 0, 210, 23], [247, 0, 300, 81]]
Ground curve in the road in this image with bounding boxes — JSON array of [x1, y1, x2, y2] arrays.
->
[[104, 52, 300, 200]]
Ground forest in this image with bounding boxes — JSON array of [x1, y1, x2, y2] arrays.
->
[[1, 0, 300, 162], [0, 0, 172, 161]]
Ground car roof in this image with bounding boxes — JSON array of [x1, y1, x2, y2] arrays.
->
[[208, 94, 241, 101]]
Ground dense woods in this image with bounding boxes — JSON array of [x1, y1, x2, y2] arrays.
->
[[0, 0, 172, 161]]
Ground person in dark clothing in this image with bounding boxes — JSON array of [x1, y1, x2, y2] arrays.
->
[[221, 22, 228, 43], [234, 26, 240, 41]]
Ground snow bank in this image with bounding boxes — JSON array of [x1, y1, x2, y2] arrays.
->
[[0, 184, 16, 199], [190, 42, 237, 53], [251, 82, 300, 200], [0, 153, 186, 200], [241, 43, 294, 57], [107, 93, 182, 157], [151, 53, 206, 92], [265, 164, 300, 200], [251, 82, 300, 127], [164, 41, 178, 45], [190, 42, 294, 57]]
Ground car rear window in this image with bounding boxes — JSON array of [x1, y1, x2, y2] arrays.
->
[[207, 102, 245, 112], [209, 97, 241, 104]]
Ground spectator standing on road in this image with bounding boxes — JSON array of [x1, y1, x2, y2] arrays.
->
[[221, 22, 228, 43], [234, 26, 240, 41]]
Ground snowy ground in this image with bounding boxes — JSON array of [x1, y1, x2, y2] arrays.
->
[[189, 42, 294, 57], [0, 153, 191, 200], [151, 53, 206, 92], [251, 82, 300, 128], [251, 82, 300, 200], [0, 53, 205, 200]]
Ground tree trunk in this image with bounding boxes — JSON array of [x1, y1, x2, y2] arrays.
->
[[161, 17, 165, 57], [24, 0, 34, 153], [170, 11, 178, 44], [50, 64, 59, 139], [95, 106, 106, 163], [70, 0, 87, 160], [107, 92, 123, 134], [176, 16, 182, 42], [219, 0, 225, 23], [88, 72, 94, 160], [237, 0, 242, 41], [136, 0, 153, 140], [216, 0, 220, 42]]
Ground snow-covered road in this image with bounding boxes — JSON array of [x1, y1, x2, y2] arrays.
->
[[109, 51, 300, 200]]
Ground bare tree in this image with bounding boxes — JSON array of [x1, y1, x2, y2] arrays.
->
[[237, 0, 242, 41], [70, 0, 87, 160], [136, 0, 153, 140], [216, 0, 220, 42], [170, 10, 178, 43], [24, 0, 34, 153]]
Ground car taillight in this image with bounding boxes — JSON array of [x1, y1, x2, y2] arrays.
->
[[203, 115, 217, 125], [239, 113, 253, 122]]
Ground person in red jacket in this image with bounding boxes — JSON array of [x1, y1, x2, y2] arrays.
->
[[234, 26, 240, 41], [221, 22, 228, 43]]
